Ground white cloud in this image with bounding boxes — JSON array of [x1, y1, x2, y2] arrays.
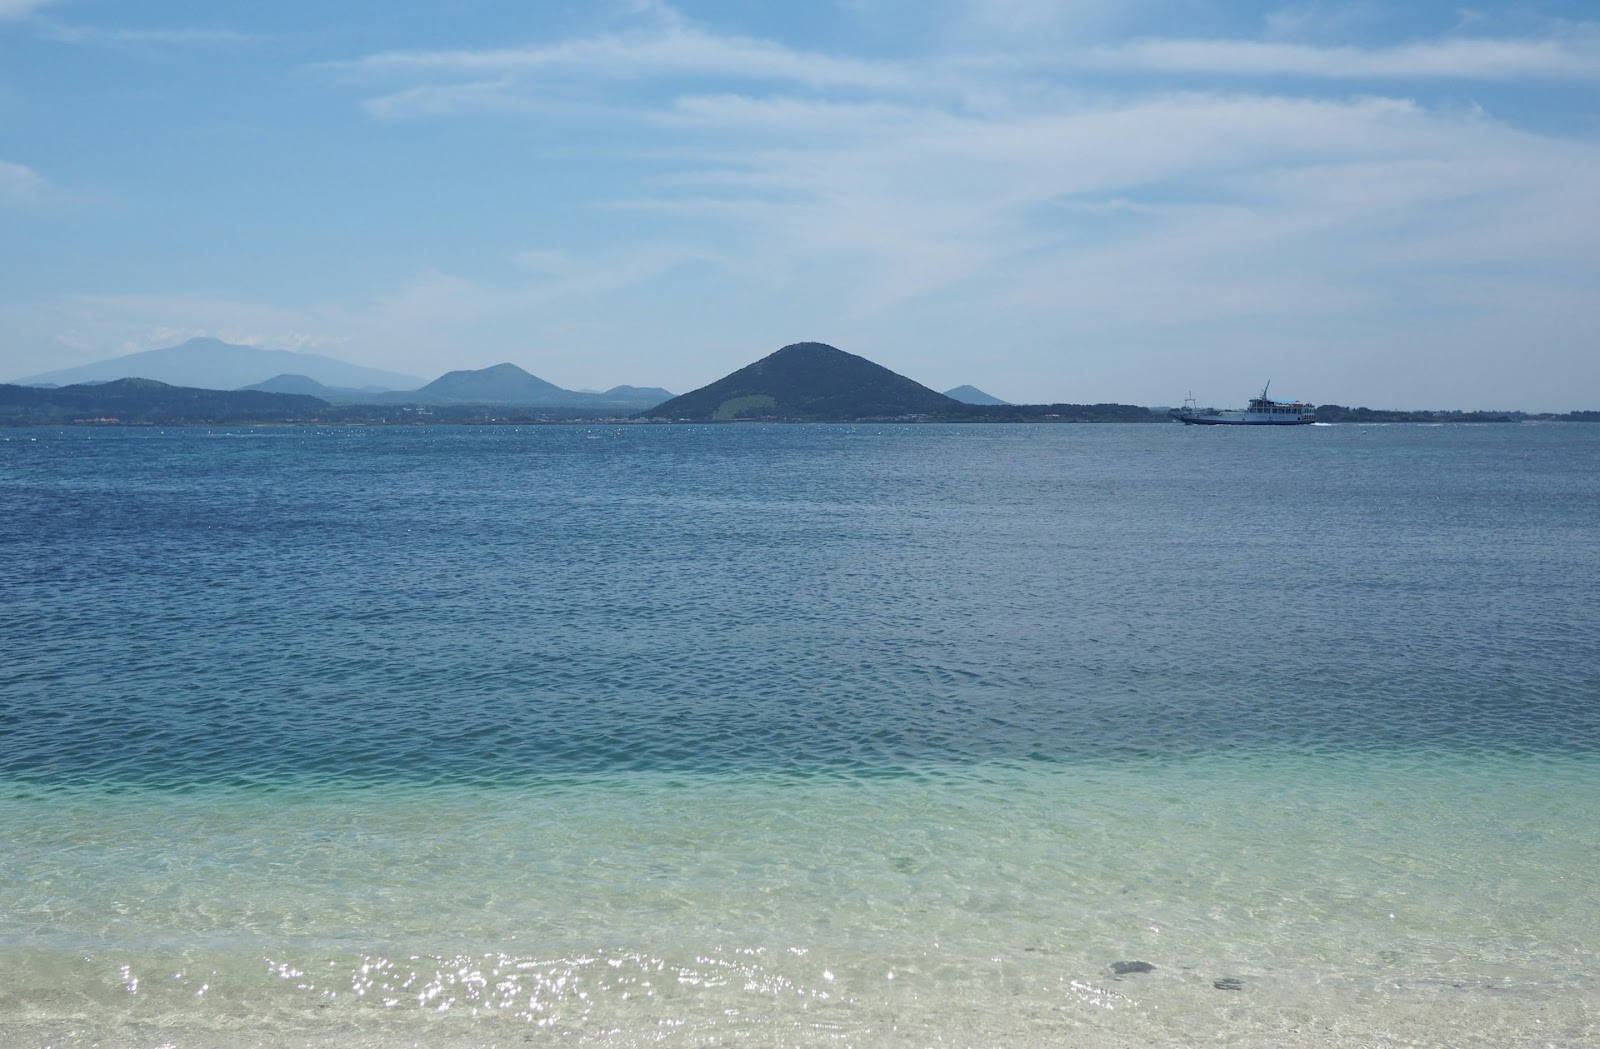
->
[[341, 26, 913, 92], [335, 14, 1600, 138], [619, 0, 689, 30], [1262, 2, 1386, 42], [0, 0, 58, 21], [0, 159, 48, 206], [1087, 32, 1600, 80], [617, 92, 1440, 294], [37, 21, 264, 48], [345, 21, 929, 122], [363, 79, 524, 120]]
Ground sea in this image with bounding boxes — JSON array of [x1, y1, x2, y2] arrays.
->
[[2, 421, 1597, 1048]]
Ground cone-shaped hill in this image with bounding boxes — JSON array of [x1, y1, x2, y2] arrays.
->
[[412, 362, 569, 404], [640, 342, 960, 421]]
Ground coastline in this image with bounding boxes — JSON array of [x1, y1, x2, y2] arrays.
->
[[5, 411, 1597, 428]]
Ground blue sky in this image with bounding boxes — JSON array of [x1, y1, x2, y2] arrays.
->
[[2, 1, 1597, 409]]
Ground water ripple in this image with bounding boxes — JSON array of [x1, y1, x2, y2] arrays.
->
[[3, 423, 1598, 787]]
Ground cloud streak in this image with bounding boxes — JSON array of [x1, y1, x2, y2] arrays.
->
[[1086, 31, 1600, 80], [628, 89, 1600, 309], [36, 20, 266, 48], [0, 159, 49, 206], [339, 25, 917, 92], [0, 0, 57, 21]]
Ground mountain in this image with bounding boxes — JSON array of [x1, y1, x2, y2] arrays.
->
[[241, 373, 386, 402], [408, 362, 570, 404], [640, 342, 960, 421], [0, 378, 328, 425], [944, 385, 1009, 405], [602, 384, 674, 403], [14, 338, 423, 392], [379, 363, 671, 412], [20, 344, 672, 413]]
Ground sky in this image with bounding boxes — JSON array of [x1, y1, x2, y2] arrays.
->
[[2, 1, 1597, 410]]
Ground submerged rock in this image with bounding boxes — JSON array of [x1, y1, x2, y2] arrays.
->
[[1109, 960, 1155, 975], [1213, 977, 1245, 991]]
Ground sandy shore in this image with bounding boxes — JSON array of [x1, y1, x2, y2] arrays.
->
[[5, 968, 1595, 1049]]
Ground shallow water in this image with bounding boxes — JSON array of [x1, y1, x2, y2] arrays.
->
[[2, 422, 1597, 1046]]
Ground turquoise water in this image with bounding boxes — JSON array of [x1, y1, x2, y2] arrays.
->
[[2, 423, 1598, 1046]]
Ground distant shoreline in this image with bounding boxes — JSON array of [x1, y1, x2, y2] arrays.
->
[[7, 413, 1598, 428], [4, 378, 1595, 427], [10, 340, 1596, 426]]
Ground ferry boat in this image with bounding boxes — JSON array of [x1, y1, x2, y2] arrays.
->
[[1169, 383, 1315, 426]]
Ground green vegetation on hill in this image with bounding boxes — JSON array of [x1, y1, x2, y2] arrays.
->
[[640, 342, 960, 421], [0, 378, 327, 425], [712, 395, 778, 421]]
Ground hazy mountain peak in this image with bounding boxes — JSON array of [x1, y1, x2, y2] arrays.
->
[[15, 338, 424, 392], [414, 362, 566, 403], [944, 384, 1009, 405]]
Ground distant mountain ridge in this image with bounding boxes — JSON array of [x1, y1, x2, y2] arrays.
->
[[17, 338, 423, 392], [0, 372, 673, 424], [245, 363, 673, 411], [643, 342, 959, 421], [4, 373, 1593, 427], [380, 362, 672, 410], [944, 385, 1009, 405], [21, 340, 674, 412], [241, 374, 383, 400]]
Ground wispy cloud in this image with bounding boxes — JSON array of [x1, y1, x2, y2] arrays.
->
[[335, 13, 1600, 135], [363, 79, 527, 120], [339, 25, 914, 91], [345, 22, 934, 123], [1086, 31, 1600, 81], [0, 158, 49, 206], [321, 7, 1600, 337], [0, 0, 58, 21], [612, 89, 1600, 312], [36, 20, 265, 49]]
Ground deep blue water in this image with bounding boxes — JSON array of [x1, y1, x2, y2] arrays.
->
[[3, 423, 1598, 787]]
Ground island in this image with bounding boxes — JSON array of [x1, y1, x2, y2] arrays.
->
[[2, 339, 1594, 426]]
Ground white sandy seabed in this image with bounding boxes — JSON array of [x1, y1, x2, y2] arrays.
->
[[3, 753, 1597, 1048]]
